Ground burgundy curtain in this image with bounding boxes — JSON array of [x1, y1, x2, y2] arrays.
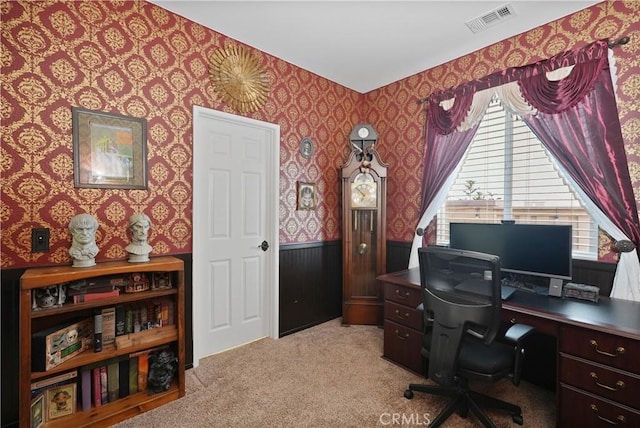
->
[[419, 39, 639, 250], [419, 93, 478, 217], [519, 49, 640, 247]]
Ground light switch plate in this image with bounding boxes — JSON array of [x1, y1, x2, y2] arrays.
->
[[31, 228, 50, 252]]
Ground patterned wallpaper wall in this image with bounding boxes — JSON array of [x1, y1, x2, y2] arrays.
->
[[2, 1, 638, 269], [1, 0, 361, 269]]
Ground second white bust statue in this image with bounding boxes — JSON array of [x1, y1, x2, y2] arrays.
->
[[125, 213, 153, 263]]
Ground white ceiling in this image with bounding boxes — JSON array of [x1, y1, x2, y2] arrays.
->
[[149, 1, 600, 93]]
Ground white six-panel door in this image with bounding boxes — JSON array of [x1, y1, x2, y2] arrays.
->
[[192, 106, 279, 364]]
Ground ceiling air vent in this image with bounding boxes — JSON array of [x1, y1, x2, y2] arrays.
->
[[465, 3, 516, 34]]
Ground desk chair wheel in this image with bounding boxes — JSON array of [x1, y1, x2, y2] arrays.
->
[[404, 389, 414, 399], [512, 414, 523, 425]]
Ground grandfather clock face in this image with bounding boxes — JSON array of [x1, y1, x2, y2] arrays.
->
[[350, 173, 377, 209]]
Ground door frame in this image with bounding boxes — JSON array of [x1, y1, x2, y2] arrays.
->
[[191, 105, 280, 366]]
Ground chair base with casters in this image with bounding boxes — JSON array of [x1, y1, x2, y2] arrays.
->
[[404, 378, 523, 427], [404, 322, 534, 428]]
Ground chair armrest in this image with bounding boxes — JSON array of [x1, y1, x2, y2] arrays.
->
[[503, 323, 535, 344], [416, 303, 435, 325], [502, 323, 535, 386]]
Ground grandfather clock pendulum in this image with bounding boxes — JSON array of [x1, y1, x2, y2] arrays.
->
[[341, 124, 387, 325]]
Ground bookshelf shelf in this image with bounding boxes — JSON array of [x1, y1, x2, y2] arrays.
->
[[20, 257, 186, 428], [30, 326, 179, 381], [40, 383, 180, 428], [30, 288, 177, 319]]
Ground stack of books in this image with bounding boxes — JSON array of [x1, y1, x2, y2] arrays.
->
[[67, 277, 123, 303]]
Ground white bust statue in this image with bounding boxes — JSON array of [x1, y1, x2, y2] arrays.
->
[[68, 213, 99, 267], [125, 213, 153, 263]]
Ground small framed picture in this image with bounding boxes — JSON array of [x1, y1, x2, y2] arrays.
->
[[46, 383, 76, 420], [152, 272, 172, 290], [299, 137, 314, 159], [30, 393, 44, 428], [297, 182, 317, 210]]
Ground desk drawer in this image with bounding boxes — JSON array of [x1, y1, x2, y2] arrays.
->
[[560, 353, 640, 410], [384, 283, 422, 308], [560, 383, 640, 427], [384, 300, 423, 331], [561, 326, 640, 373], [502, 309, 558, 336], [383, 319, 425, 376]]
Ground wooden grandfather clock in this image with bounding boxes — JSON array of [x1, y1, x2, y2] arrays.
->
[[341, 124, 388, 325]]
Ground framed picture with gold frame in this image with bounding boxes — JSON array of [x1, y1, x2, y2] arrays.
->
[[297, 182, 317, 210], [72, 107, 147, 189]]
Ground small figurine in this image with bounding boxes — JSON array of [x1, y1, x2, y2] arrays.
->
[[68, 213, 99, 267], [125, 213, 153, 263], [147, 349, 177, 394], [33, 284, 67, 310]]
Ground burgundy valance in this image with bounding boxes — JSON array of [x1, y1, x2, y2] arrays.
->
[[427, 40, 610, 134]]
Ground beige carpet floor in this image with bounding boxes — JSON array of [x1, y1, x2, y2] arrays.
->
[[114, 318, 555, 427]]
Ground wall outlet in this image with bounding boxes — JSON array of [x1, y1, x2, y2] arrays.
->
[[31, 228, 50, 252]]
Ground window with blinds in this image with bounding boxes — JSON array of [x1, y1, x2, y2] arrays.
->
[[436, 97, 597, 259]]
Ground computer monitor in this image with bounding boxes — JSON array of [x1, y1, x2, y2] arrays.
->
[[449, 223, 572, 281]]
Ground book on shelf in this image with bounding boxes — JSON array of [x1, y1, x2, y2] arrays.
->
[[107, 361, 119, 402], [102, 307, 116, 345], [125, 306, 134, 334], [73, 289, 119, 303], [138, 352, 149, 392], [100, 366, 108, 404], [129, 356, 139, 394], [94, 309, 103, 352], [115, 305, 126, 337], [92, 367, 102, 407], [140, 305, 147, 330], [80, 368, 92, 412], [119, 358, 130, 398]]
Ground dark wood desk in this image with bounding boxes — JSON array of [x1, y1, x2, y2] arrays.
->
[[378, 268, 640, 427]]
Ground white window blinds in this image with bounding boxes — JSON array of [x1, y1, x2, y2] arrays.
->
[[436, 96, 597, 258]]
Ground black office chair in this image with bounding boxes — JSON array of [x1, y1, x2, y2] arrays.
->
[[404, 246, 535, 427]]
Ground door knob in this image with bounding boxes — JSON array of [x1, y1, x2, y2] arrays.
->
[[258, 240, 269, 251]]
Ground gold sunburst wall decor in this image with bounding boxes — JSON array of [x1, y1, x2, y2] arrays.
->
[[209, 44, 270, 113]]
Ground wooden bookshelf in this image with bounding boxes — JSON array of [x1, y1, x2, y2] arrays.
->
[[20, 256, 185, 428]]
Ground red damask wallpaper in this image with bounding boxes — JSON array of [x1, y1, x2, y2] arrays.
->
[[1, 0, 361, 268], [1, 1, 638, 269]]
